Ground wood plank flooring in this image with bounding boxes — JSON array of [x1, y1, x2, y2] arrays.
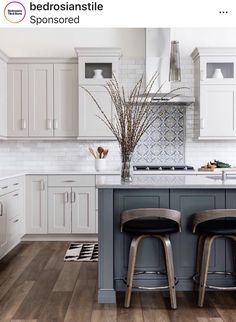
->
[[0, 242, 235, 322]]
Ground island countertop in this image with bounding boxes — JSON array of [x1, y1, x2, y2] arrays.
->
[[96, 173, 236, 189]]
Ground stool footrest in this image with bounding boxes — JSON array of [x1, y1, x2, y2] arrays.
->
[[193, 271, 236, 291], [123, 271, 178, 291]]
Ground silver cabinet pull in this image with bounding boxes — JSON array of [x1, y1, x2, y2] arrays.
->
[[200, 118, 205, 129], [13, 219, 19, 223], [63, 180, 76, 183], [40, 180, 45, 191], [13, 182, 19, 186], [47, 119, 52, 129], [21, 119, 26, 129], [71, 191, 76, 203], [1, 186, 8, 190], [53, 119, 58, 129], [13, 193, 19, 197], [64, 192, 69, 203], [0, 202, 3, 216]]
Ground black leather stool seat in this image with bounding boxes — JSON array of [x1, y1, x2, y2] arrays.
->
[[122, 217, 179, 235], [196, 218, 236, 235]]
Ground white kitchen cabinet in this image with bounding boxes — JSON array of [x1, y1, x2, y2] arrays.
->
[[0, 194, 8, 257], [192, 47, 236, 139], [7, 64, 29, 137], [29, 64, 54, 137], [78, 86, 114, 139], [54, 64, 78, 137], [26, 176, 47, 234], [6, 190, 24, 249], [72, 187, 95, 233], [0, 56, 7, 137], [48, 187, 71, 233], [200, 85, 236, 137], [47, 175, 96, 234], [0, 176, 24, 259], [76, 48, 121, 140], [6, 59, 78, 139]]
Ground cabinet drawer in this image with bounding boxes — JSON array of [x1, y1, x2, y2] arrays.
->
[[48, 175, 95, 187], [0, 176, 23, 196]]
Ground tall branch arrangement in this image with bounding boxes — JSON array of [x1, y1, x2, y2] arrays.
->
[[82, 73, 181, 156]]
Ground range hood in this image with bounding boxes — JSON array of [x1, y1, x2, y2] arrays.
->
[[145, 28, 195, 106]]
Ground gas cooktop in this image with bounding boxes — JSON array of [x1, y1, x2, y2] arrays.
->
[[133, 165, 195, 172]]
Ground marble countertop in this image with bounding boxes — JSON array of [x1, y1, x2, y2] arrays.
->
[[96, 173, 236, 189]]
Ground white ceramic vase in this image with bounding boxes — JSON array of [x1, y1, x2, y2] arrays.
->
[[95, 159, 106, 172], [212, 68, 224, 79], [93, 69, 104, 79]]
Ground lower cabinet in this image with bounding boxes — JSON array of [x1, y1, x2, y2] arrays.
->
[[0, 194, 8, 257], [48, 187, 71, 233], [48, 186, 96, 233], [25, 175, 47, 234], [0, 176, 24, 259]]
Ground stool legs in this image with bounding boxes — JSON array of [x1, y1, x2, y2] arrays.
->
[[198, 235, 216, 307], [159, 235, 177, 309], [125, 235, 144, 308]]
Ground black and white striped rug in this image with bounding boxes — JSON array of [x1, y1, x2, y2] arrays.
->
[[64, 243, 98, 262]]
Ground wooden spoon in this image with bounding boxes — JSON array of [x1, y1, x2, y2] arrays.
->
[[97, 146, 104, 159]]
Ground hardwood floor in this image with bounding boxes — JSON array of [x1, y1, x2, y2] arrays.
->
[[0, 242, 235, 322]]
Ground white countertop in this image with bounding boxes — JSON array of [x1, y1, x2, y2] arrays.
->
[[0, 169, 120, 181], [96, 173, 236, 189]]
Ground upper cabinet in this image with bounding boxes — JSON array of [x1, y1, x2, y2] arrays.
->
[[76, 48, 121, 140], [192, 48, 236, 139], [6, 59, 78, 139], [29, 64, 54, 137]]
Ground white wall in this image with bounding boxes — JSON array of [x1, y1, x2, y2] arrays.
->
[[174, 28, 236, 55], [0, 28, 145, 57]]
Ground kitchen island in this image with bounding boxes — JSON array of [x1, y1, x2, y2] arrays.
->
[[97, 174, 236, 303]]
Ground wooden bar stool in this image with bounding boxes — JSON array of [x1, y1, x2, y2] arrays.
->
[[121, 208, 181, 309], [193, 209, 236, 307]]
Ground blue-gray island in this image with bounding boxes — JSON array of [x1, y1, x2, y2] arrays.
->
[[97, 174, 236, 304]]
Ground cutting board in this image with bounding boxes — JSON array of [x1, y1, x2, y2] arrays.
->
[[198, 167, 236, 172]]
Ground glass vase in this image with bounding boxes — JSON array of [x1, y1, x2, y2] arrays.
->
[[121, 152, 133, 182]]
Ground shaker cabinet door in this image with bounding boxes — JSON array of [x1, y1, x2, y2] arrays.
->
[[71, 187, 96, 233], [48, 187, 71, 233], [26, 176, 48, 234], [7, 64, 29, 137], [200, 85, 236, 137], [54, 64, 78, 137], [78, 86, 114, 139], [29, 64, 54, 137]]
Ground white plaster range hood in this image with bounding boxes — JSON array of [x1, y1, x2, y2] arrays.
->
[[144, 28, 195, 106]]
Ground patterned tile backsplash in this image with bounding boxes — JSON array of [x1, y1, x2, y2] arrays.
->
[[133, 106, 185, 165]]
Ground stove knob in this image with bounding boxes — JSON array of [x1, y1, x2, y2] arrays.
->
[[158, 167, 162, 171], [171, 166, 175, 171], [146, 167, 150, 171]]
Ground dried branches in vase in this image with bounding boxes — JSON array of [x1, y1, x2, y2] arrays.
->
[[82, 73, 181, 182]]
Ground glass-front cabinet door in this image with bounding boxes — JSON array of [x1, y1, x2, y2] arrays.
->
[[200, 56, 236, 84]]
